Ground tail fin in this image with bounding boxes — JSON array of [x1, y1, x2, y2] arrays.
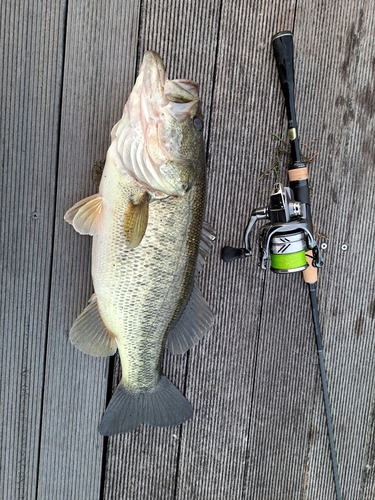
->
[[99, 376, 193, 435]]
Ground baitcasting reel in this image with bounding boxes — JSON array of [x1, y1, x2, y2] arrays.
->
[[221, 182, 323, 273]]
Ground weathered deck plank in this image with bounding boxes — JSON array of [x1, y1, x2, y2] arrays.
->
[[294, 2, 375, 498], [36, 1, 141, 499], [2, 0, 375, 499], [0, 2, 66, 499]]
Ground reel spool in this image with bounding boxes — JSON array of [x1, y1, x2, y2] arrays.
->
[[269, 229, 308, 273], [270, 230, 308, 273]]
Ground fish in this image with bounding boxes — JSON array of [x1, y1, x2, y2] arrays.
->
[[64, 51, 215, 435]]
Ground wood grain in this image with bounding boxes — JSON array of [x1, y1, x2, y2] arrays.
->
[[179, 2, 307, 498], [294, 1, 375, 498], [2, 0, 375, 499], [36, 1, 141, 499], [0, 2, 66, 499]]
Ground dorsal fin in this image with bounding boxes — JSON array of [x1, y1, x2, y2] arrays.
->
[[166, 221, 216, 355], [166, 283, 215, 355], [195, 221, 216, 275]]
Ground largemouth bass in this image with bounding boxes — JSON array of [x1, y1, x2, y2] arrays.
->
[[64, 51, 215, 435]]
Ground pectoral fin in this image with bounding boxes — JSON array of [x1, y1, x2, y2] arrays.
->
[[123, 192, 149, 248], [64, 193, 103, 235], [70, 294, 117, 357]]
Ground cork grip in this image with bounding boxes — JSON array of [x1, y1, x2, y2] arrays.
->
[[287, 167, 318, 284], [303, 254, 318, 283], [288, 167, 309, 181]]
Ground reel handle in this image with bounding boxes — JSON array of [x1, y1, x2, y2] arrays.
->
[[221, 246, 250, 263]]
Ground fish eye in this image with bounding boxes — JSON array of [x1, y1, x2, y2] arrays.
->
[[193, 117, 203, 131]]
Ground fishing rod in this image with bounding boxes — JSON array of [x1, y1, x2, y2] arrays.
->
[[221, 31, 341, 499]]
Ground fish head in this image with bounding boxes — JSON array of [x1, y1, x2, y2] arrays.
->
[[157, 78, 205, 196], [112, 51, 205, 197]]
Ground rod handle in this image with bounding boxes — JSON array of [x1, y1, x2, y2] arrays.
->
[[272, 31, 295, 97], [303, 256, 318, 283], [272, 31, 301, 163], [286, 168, 317, 283]]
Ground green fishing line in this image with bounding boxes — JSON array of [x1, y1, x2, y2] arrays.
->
[[270, 250, 307, 271]]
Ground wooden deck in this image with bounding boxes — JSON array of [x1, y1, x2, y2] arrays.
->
[[2, 1, 375, 498]]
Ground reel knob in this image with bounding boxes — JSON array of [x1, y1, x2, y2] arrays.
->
[[221, 246, 250, 263]]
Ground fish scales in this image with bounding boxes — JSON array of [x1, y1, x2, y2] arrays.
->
[[64, 51, 214, 435], [93, 162, 205, 389]]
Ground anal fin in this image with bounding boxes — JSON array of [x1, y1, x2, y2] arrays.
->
[[69, 294, 117, 357], [166, 283, 215, 355]]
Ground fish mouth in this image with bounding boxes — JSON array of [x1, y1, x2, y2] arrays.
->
[[110, 51, 202, 197], [139, 51, 167, 105], [140, 51, 199, 104]]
